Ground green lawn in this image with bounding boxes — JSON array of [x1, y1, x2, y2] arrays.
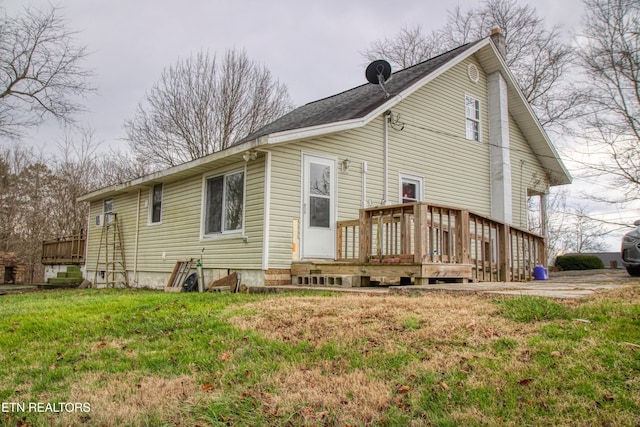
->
[[0, 287, 639, 426]]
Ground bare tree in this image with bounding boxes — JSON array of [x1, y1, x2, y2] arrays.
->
[[49, 129, 102, 235], [362, 26, 445, 69], [97, 148, 154, 186], [124, 48, 293, 169], [575, 0, 640, 203], [529, 189, 610, 262], [0, 5, 93, 138], [0, 143, 54, 282], [363, 0, 581, 131]]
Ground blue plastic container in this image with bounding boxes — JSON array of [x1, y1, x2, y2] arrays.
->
[[533, 265, 548, 280]]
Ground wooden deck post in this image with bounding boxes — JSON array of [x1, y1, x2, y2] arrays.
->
[[336, 224, 343, 260], [359, 209, 371, 263], [414, 203, 427, 264], [458, 210, 470, 265], [499, 223, 511, 282]]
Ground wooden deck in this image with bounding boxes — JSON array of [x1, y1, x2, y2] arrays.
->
[[293, 202, 546, 286], [41, 230, 86, 265]]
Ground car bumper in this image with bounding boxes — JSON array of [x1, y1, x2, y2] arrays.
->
[[621, 240, 640, 266]]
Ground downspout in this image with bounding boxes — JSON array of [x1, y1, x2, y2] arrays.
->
[[133, 188, 141, 285], [383, 111, 391, 205], [540, 192, 548, 239], [361, 161, 368, 208], [261, 151, 272, 270]]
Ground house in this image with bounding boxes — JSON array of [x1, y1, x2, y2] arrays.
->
[[78, 30, 571, 289]]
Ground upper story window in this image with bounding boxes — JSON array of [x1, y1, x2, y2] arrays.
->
[[150, 183, 163, 224], [465, 95, 481, 141], [204, 170, 245, 235]]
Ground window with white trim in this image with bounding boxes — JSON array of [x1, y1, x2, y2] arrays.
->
[[150, 183, 163, 224], [465, 95, 480, 141], [399, 174, 423, 204], [204, 170, 245, 235], [103, 198, 113, 214]]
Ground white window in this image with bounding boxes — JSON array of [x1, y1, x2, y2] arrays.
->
[[150, 183, 163, 224], [203, 170, 245, 235], [465, 95, 480, 141], [399, 174, 423, 204], [103, 198, 113, 214], [100, 198, 114, 226]]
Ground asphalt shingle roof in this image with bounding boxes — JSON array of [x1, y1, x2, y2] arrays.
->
[[234, 40, 481, 146]]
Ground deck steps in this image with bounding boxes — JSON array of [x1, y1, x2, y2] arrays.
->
[[291, 260, 473, 287], [293, 274, 361, 288], [47, 265, 84, 285]]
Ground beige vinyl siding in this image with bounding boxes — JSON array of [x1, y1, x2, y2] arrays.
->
[[85, 156, 265, 280], [267, 118, 385, 268], [387, 56, 492, 215], [509, 114, 550, 229], [266, 56, 512, 267]]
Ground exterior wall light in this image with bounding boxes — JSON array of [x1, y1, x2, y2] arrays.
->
[[342, 158, 352, 172], [242, 150, 258, 162]]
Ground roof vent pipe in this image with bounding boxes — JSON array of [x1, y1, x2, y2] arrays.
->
[[490, 28, 506, 57]]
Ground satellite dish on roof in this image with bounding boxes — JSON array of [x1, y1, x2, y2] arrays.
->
[[365, 60, 392, 97], [366, 60, 392, 84]]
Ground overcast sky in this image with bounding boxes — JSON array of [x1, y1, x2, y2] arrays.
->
[[4, 0, 584, 150], [6, 0, 634, 250]]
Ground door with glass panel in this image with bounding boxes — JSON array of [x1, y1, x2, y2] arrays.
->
[[302, 154, 336, 259]]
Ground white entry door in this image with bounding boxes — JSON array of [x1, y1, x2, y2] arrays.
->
[[302, 154, 336, 259]]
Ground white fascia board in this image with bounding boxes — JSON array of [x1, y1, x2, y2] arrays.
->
[[264, 118, 368, 145], [78, 139, 262, 202]]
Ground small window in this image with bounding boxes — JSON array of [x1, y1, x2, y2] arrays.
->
[[150, 183, 163, 223], [103, 198, 113, 214], [102, 198, 114, 225], [399, 174, 423, 204], [465, 95, 480, 141], [204, 171, 245, 235]]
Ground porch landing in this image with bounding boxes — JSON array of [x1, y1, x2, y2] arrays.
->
[[291, 260, 473, 287]]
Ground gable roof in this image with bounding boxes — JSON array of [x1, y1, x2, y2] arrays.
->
[[80, 35, 570, 202], [236, 36, 570, 186], [234, 40, 482, 146]]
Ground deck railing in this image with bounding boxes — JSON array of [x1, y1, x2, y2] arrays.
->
[[336, 203, 545, 282], [41, 230, 86, 265]]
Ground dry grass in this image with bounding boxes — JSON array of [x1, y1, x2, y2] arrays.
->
[[228, 293, 537, 351], [227, 293, 543, 425], [259, 361, 392, 426], [49, 372, 215, 426]]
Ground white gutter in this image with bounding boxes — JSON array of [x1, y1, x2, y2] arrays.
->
[[78, 138, 263, 202]]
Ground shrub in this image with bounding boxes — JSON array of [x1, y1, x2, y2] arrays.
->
[[554, 254, 605, 271]]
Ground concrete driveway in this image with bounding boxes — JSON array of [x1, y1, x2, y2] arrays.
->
[[391, 269, 639, 299]]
